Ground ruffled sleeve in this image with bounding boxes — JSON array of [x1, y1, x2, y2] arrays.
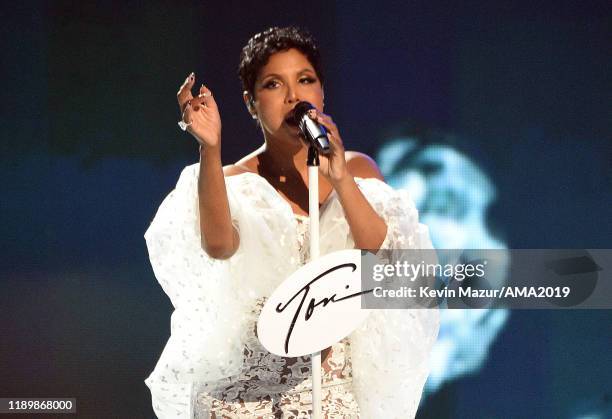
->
[[349, 178, 440, 419], [143, 164, 250, 417], [143, 166, 299, 418], [144, 164, 242, 310]]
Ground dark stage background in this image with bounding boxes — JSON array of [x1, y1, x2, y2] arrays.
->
[[1, 1, 611, 418]]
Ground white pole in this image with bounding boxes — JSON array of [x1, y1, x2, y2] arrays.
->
[[308, 161, 322, 419]]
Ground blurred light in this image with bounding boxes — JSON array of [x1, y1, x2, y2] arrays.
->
[[376, 137, 510, 394]]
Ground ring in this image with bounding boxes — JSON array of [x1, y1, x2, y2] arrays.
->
[[178, 120, 192, 131]]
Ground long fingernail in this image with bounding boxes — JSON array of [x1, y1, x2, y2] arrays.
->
[[189, 72, 195, 80]]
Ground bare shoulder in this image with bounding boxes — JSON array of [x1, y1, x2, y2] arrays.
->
[[223, 150, 262, 177], [223, 164, 250, 177], [345, 151, 385, 181]]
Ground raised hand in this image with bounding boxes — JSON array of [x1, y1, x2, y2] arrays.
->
[[177, 73, 222, 148], [307, 109, 348, 184]]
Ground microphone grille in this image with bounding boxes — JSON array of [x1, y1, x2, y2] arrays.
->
[[293, 101, 314, 121]]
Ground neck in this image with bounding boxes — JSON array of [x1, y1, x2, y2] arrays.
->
[[258, 132, 309, 178]]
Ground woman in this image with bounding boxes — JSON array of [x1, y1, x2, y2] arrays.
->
[[145, 26, 439, 418]]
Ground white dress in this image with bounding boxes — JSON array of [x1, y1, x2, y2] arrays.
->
[[144, 164, 439, 418]]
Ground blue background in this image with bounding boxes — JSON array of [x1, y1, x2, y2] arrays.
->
[[1, 1, 610, 417]]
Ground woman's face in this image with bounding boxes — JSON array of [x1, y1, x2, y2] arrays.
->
[[250, 48, 324, 140]]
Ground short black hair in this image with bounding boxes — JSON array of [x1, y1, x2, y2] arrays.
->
[[238, 26, 324, 98]]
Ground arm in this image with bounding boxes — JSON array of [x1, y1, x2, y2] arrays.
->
[[197, 145, 240, 259], [308, 106, 388, 250], [177, 73, 239, 259], [333, 153, 388, 250]]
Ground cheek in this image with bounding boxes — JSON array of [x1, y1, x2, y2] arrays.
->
[[305, 88, 324, 109], [256, 99, 284, 129]]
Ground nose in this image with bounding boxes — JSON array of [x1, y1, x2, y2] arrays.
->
[[285, 83, 300, 104]]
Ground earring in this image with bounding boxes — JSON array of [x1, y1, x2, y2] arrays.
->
[[248, 96, 257, 120]]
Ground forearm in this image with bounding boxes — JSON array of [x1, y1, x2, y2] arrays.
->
[[333, 176, 387, 250], [198, 144, 239, 259]]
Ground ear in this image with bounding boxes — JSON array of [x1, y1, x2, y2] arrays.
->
[[243, 90, 256, 117]]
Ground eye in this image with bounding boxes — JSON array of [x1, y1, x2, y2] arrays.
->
[[299, 77, 316, 84], [263, 80, 280, 89]]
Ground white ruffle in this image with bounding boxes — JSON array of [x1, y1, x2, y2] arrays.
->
[[347, 179, 439, 419], [144, 164, 439, 418]]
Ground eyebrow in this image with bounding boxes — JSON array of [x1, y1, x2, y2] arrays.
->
[[260, 68, 315, 81]]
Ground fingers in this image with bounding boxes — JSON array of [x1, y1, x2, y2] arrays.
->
[[309, 109, 335, 132], [184, 84, 216, 112], [200, 84, 212, 96], [177, 72, 196, 110], [189, 84, 215, 111], [180, 101, 194, 131], [309, 109, 343, 148], [180, 84, 219, 128]]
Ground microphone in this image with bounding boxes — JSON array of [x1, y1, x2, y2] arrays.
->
[[291, 101, 331, 155]]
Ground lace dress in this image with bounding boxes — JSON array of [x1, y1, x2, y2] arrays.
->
[[193, 214, 359, 418], [144, 166, 439, 418]]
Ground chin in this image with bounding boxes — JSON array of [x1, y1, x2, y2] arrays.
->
[[282, 122, 301, 136]]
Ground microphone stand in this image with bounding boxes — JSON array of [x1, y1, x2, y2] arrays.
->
[[306, 145, 322, 419]]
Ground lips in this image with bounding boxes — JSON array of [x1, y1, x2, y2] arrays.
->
[[284, 108, 299, 126]]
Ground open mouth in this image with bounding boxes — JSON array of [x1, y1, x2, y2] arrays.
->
[[284, 109, 299, 127]]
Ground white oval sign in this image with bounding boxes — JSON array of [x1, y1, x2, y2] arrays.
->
[[257, 249, 371, 357]]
